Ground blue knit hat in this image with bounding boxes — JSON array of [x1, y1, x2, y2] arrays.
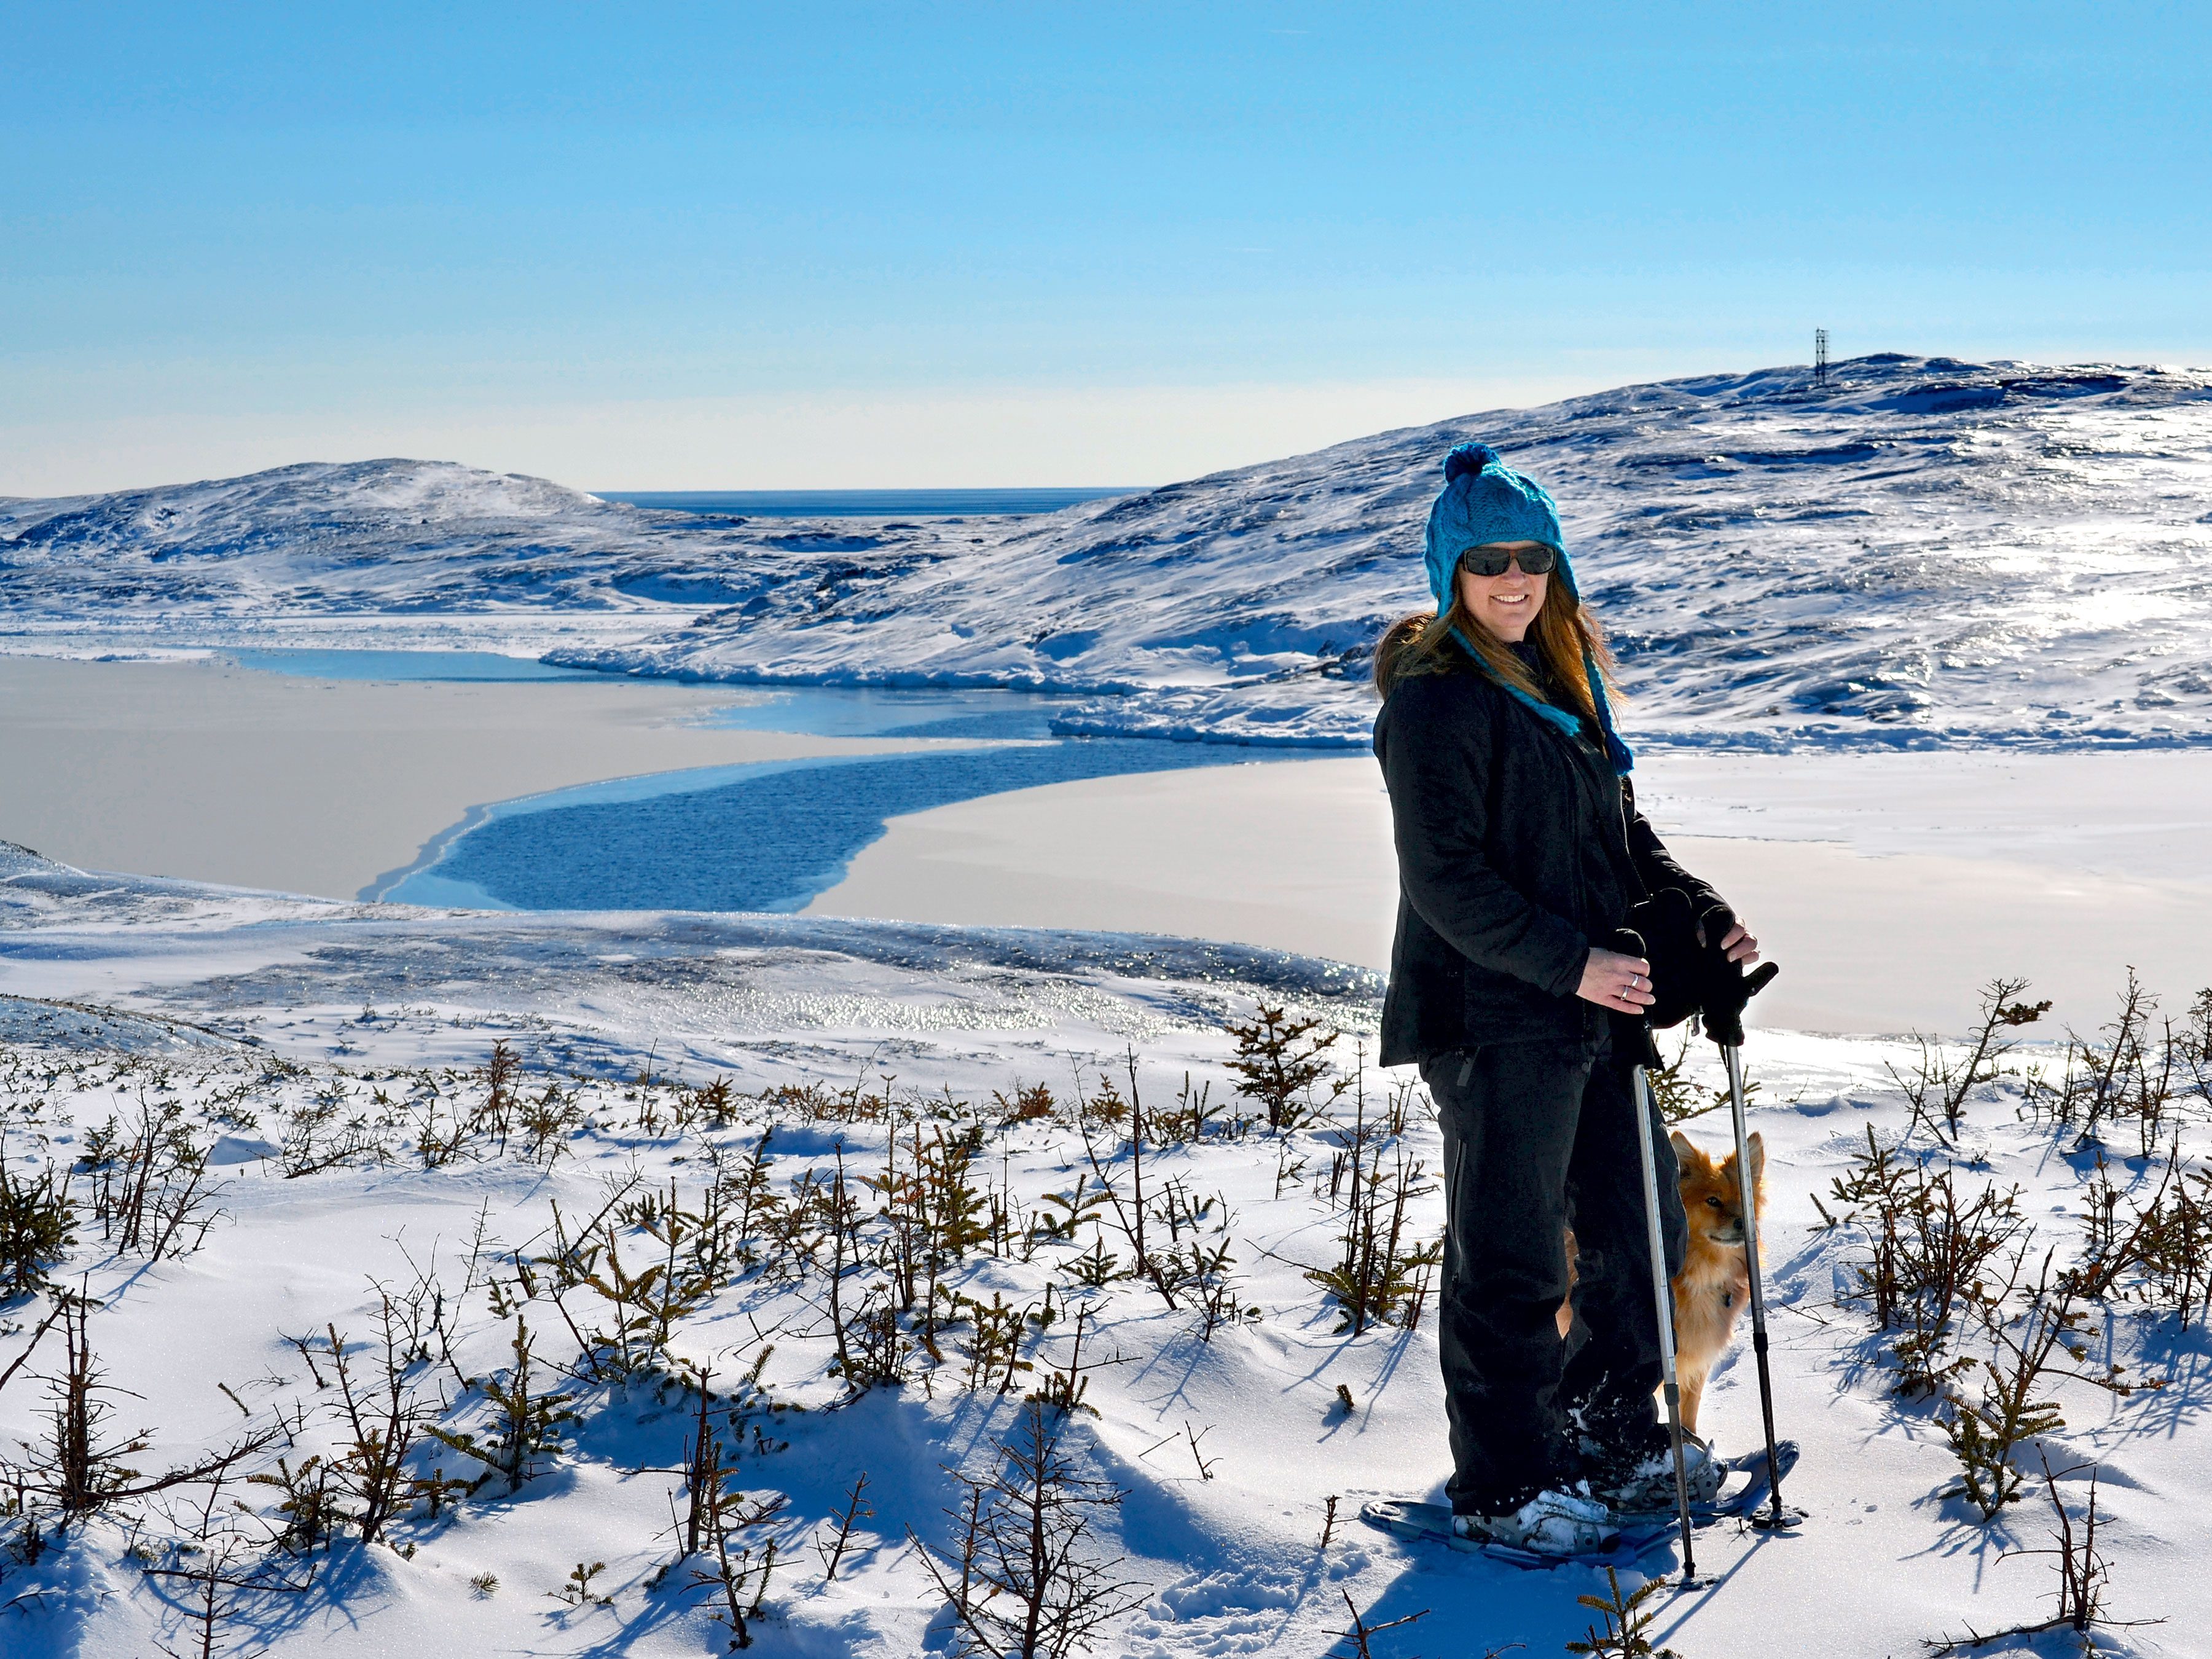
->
[[1425, 441, 1634, 775]]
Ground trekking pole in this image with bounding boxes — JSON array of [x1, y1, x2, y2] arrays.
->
[[1719, 1037, 1802, 1531], [1609, 927, 1700, 1579], [1628, 1061, 1697, 1579], [1696, 911, 1800, 1532]]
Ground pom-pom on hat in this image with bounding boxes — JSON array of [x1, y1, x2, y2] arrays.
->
[[1422, 440, 1634, 775]]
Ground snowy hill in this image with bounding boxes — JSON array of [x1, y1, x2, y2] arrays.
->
[[6, 355, 2211, 748], [0, 458, 996, 626]]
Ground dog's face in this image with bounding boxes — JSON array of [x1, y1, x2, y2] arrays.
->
[[1669, 1129, 1765, 1245]]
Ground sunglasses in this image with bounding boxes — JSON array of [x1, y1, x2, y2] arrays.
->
[[1458, 544, 1559, 578]]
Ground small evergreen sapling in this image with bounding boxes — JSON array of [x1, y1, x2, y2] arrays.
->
[[79, 1101, 223, 1260], [1939, 1252, 2138, 1521], [468, 1040, 518, 1150], [1928, 1453, 2159, 1653], [958, 1291, 1034, 1394], [1566, 1569, 1679, 1658], [1329, 1590, 1430, 1659], [820, 1147, 865, 1383], [1885, 976, 2047, 1145], [141, 1476, 315, 1659], [2130, 1153, 2212, 1327], [1309, 1140, 1441, 1337], [0, 1156, 75, 1300], [912, 1400, 1144, 1659], [248, 1455, 340, 1555], [814, 1471, 873, 1582], [1224, 1005, 1345, 1132], [1031, 1174, 1108, 1245], [839, 1292, 911, 1391], [1025, 1302, 1102, 1419], [687, 1455, 785, 1651], [1078, 1058, 1177, 1309], [318, 1296, 439, 1542], [1818, 1129, 2028, 1395], [424, 1314, 577, 1494], [994, 1082, 1057, 1126], [551, 1560, 611, 1609], [10, 1295, 279, 1531], [2034, 968, 2183, 1156], [1064, 1237, 1123, 1289]]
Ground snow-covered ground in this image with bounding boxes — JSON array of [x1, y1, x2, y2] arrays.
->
[[7, 353, 2211, 751], [0, 844, 2205, 1657], [4, 354, 2210, 1656]]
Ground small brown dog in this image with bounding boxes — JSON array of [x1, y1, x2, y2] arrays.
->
[[1555, 1129, 1767, 1440], [1667, 1128, 1765, 1437]]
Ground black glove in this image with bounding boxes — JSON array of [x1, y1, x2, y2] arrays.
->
[[1622, 887, 1703, 1030], [1606, 926, 1666, 1069], [1691, 900, 1779, 1048], [1696, 900, 1737, 954]]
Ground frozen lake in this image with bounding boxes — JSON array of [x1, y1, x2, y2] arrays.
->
[[213, 649, 1293, 911]]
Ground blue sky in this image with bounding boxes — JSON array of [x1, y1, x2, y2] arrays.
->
[[6, 2, 2207, 493]]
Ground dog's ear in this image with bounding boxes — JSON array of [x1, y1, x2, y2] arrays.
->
[[1668, 1129, 1700, 1168], [1747, 1131, 1765, 1193]]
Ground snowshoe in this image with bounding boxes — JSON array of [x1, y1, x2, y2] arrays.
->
[[1702, 1439, 1800, 1522], [1361, 1488, 1625, 1568], [1363, 1443, 1803, 1571], [1610, 1439, 1803, 1543]]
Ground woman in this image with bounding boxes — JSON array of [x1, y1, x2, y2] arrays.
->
[[1373, 441, 1760, 1557]]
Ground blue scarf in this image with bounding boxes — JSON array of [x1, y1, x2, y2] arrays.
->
[[1453, 627, 1637, 776]]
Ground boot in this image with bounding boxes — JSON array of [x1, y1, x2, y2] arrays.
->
[[1583, 1426, 1727, 1513], [1450, 1488, 1620, 1556]]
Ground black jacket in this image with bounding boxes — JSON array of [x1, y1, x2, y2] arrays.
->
[[1373, 651, 1719, 1066]]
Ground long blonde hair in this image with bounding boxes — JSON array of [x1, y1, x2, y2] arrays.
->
[[1373, 573, 1617, 726]]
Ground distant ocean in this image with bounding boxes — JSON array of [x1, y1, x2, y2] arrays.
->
[[596, 487, 1139, 519]]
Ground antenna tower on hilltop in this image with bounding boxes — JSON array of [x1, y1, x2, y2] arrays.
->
[[1814, 328, 1830, 386]]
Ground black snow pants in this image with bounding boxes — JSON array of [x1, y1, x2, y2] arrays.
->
[[1422, 1033, 1688, 1515]]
